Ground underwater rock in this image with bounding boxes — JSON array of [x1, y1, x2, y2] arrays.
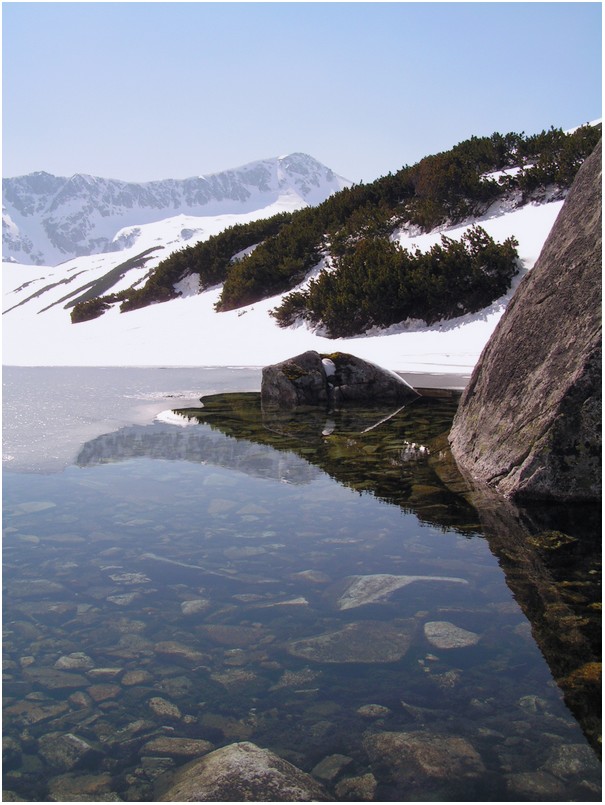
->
[[334, 573, 468, 610], [200, 713, 253, 742], [88, 667, 123, 681], [47, 771, 119, 802], [148, 697, 182, 722], [8, 579, 66, 598], [357, 704, 391, 719], [153, 641, 207, 665], [287, 620, 416, 663], [3, 699, 69, 726], [1, 790, 27, 802], [198, 624, 268, 647], [291, 569, 332, 584], [423, 621, 480, 649], [23, 667, 89, 691], [68, 691, 94, 709], [364, 729, 485, 788], [541, 743, 601, 780], [2, 736, 22, 770], [38, 731, 102, 772], [158, 741, 330, 801], [54, 653, 95, 671], [121, 669, 153, 686], [87, 684, 121, 703], [311, 753, 353, 782], [269, 667, 320, 691], [210, 668, 264, 692], [334, 772, 377, 800], [107, 593, 138, 606], [505, 771, 566, 799], [180, 599, 211, 616], [142, 737, 214, 759]]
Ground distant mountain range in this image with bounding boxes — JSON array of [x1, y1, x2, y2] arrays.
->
[[2, 153, 351, 265]]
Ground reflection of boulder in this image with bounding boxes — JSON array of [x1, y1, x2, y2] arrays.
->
[[471, 493, 601, 755], [75, 421, 320, 485], [261, 350, 418, 409], [431, 436, 601, 754], [450, 141, 602, 502]]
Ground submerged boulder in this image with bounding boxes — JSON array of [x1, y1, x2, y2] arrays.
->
[[363, 730, 485, 790], [158, 741, 329, 801], [449, 139, 602, 502], [287, 619, 416, 663], [333, 573, 468, 611], [261, 350, 418, 409]]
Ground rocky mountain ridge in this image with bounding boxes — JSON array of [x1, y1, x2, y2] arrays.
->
[[2, 153, 350, 265]]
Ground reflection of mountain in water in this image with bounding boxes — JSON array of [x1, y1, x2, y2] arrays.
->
[[76, 421, 321, 485]]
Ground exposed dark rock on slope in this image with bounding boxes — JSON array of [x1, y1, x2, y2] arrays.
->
[[449, 140, 602, 502]]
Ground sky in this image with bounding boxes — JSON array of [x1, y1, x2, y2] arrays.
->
[[2, 1, 602, 184]]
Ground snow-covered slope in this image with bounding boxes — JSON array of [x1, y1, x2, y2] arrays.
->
[[3, 153, 350, 265], [2, 192, 564, 374]]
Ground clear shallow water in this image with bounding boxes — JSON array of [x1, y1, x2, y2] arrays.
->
[[2, 368, 601, 801]]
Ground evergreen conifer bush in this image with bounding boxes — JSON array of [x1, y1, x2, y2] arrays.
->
[[271, 226, 520, 337]]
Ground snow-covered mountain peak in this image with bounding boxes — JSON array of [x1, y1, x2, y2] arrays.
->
[[2, 154, 350, 266]]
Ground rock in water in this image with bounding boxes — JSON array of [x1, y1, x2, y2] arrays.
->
[[449, 140, 602, 502], [261, 350, 328, 408], [363, 730, 485, 789], [158, 741, 329, 801], [287, 620, 416, 663], [261, 350, 418, 409], [424, 620, 480, 649], [334, 573, 468, 610]]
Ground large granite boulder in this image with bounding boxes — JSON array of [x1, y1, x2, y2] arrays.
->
[[449, 140, 602, 502], [261, 350, 418, 409], [158, 741, 329, 801]]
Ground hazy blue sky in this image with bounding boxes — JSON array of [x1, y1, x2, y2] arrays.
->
[[3, 2, 602, 183]]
